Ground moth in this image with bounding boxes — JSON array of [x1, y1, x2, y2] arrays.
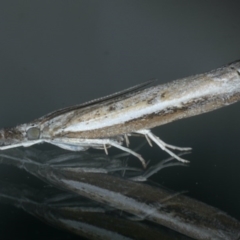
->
[[1, 60, 240, 167]]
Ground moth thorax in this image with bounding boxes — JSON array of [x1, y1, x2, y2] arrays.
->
[[27, 127, 40, 140]]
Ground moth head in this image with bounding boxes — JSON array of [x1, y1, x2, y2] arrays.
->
[[0, 127, 25, 148], [0, 125, 41, 150]]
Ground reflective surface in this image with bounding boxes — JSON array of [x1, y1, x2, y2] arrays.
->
[[0, 147, 239, 239]]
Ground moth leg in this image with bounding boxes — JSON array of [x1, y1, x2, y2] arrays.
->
[[45, 140, 89, 151], [0, 140, 43, 150], [135, 129, 191, 163], [108, 140, 146, 168], [103, 144, 108, 155], [124, 134, 130, 147], [22, 140, 43, 147], [0, 143, 26, 150], [145, 134, 153, 147]]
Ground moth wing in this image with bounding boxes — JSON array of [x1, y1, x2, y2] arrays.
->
[[38, 79, 157, 122]]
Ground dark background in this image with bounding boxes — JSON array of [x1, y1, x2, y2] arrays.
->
[[0, 1, 240, 239]]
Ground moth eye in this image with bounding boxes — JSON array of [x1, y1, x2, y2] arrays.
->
[[27, 127, 40, 140]]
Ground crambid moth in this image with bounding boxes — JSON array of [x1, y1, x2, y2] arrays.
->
[[1, 60, 240, 167]]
